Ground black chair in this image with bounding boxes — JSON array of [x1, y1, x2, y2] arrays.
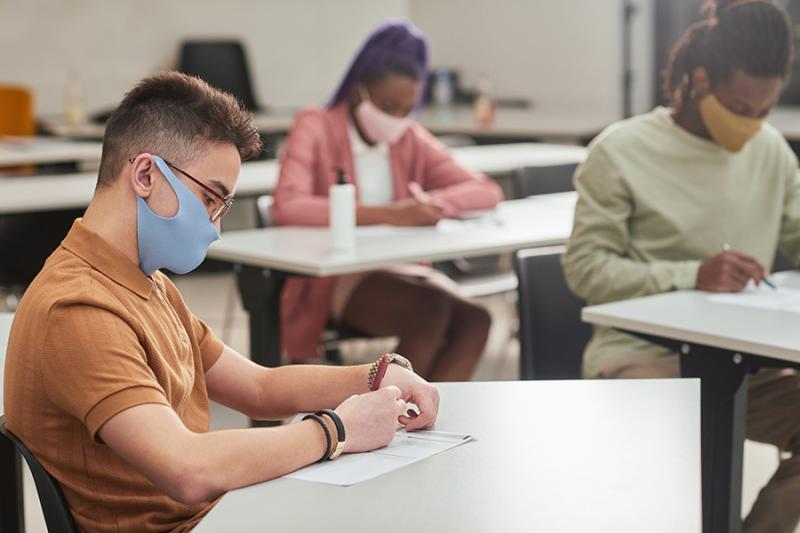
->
[[0, 415, 76, 533], [178, 41, 261, 112], [511, 163, 579, 198], [773, 251, 796, 273], [514, 246, 592, 380]]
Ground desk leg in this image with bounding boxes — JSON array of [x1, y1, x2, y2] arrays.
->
[[0, 433, 24, 533], [681, 346, 749, 533], [234, 265, 285, 368], [234, 265, 286, 428]]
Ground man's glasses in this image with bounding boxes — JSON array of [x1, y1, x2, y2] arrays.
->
[[128, 156, 234, 222]]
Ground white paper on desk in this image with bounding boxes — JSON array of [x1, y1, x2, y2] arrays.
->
[[284, 429, 473, 486], [708, 284, 800, 313]]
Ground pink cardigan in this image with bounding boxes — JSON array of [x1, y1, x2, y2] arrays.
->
[[272, 103, 504, 360]]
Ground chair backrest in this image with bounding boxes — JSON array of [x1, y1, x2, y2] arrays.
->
[[0, 86, 34, 137], [178, 40, 260, 111], [255, 195, 274, 228], [0, 415, 76, 532], [511, 163, 578, 199], [773, 251, 796, 273], [514, 246, 592, 380]]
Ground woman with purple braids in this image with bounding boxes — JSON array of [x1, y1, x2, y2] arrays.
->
[[272, 21, 503, 380]]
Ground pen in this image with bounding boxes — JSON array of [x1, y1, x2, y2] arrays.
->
[[408, 182, 432, 203], [722, 243, 776, 290]]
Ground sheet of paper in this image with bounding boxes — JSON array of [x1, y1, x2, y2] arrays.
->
[[353, 215, 502, 238], [283, 429, 473, 486], [708, 284, 800, 313]]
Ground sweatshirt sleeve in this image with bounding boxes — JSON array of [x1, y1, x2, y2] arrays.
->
[[562, 143, 701, 304]]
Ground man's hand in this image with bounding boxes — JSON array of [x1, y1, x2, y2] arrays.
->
[[334, 386, 406, 453], [696, 250, 768, 293], [381, 364, 440, 431]]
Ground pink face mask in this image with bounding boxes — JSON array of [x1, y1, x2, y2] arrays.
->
[[355, 88, 413, 144]]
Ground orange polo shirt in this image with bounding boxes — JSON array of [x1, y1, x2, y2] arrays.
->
[[3, 219, 225, 532]]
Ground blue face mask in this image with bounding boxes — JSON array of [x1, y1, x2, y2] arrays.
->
[[137, 156, 220, 276]]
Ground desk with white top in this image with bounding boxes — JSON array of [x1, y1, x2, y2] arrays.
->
[[196, 379, 702, 533], [0, 137, 103, 168], [0, 143, 584, 215], [581, 271, 800, 533], [768, 106, 800, 142], [0, 160, 279, 215], [207, 193, 576, 369], [43, 107, 610, 144]]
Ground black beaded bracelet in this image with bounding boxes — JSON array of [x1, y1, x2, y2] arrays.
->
[[303, 414, 332, 463], [315, 409, 346, 460]]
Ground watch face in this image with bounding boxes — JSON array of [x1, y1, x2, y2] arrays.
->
[[389, 353, 413, 372]]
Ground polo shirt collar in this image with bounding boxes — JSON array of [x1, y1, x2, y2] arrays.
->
[[61, 219, 154, 299]]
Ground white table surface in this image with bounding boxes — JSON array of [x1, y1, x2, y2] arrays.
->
[[582, 271, 800, 364], [419, 105, 613, 140], [768, 106, 800, 141], [0, 137, 103, 167], [44, 107, 610, 142], [0, 143, 583, 215], [0, 313, 13, 415], [207, 193, 576, 276], [196, 380, 701, 533], [0, 160, 278, 215]]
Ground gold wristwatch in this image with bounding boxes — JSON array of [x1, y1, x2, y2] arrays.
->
[[386, 352, 413, 372]]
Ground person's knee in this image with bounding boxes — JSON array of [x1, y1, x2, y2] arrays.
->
[[398, 286, 453, 334], [453, 300, 492, 337]]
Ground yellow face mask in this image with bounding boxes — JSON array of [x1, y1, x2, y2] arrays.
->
[[698, 94, 764, 152]]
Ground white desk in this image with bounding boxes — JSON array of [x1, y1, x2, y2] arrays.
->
[[208, 193, 575, 368], [42, 111, 299, 140], [44, 107, 609, 143], [769, 106, 800, 141], [0, 144, 583, 216], [419, 105, 612, 141], [0, 137, 103, 167], [450, 142, 585, 174], [257, 107, 609, 142], [209, 193, 575, 277], [0, 160, 279, 215], [582, 271, 800, 533], [583, 275, 800, 365], [196, 380, 702, 533]]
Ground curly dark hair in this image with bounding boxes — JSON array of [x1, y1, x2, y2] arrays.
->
[[663, 0, 793, 110]]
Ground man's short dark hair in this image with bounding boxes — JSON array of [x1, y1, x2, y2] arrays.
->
[[97, 71, 263, 187]]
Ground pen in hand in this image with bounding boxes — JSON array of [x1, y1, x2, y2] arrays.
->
[[721, 243, 777, 290]]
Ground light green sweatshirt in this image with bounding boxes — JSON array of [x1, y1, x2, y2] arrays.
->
[[563, 107, 800, 377]]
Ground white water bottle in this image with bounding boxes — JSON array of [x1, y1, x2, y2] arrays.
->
[[330, 168, 355, 251]]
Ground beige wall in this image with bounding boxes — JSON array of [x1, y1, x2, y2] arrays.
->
[[0, 0, 652, 120], [0, 0, 408, 115], [409, 0, 654, 120]]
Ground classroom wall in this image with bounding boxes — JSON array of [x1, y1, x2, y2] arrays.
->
[[0, 0, 653, 121], [409, 0, 654, 120], [0, 0, 408, 116]]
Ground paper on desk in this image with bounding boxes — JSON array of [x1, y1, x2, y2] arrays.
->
[[708, 284, 800, 313], [353, 215, 502, 238], [284, 429, 473, 486]]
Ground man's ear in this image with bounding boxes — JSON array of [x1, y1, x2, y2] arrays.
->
[[129, 153, 155, 199], [691, 67, 712, 100]]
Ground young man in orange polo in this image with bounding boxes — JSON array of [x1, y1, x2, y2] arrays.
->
[[3, 72, 438, 532]]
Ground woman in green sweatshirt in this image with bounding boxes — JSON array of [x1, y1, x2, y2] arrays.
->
[[563, 1, 800, 532]]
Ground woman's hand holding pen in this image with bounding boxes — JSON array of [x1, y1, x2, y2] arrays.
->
[[386, 198, 444, 226], [696, 249, 770, 292]]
